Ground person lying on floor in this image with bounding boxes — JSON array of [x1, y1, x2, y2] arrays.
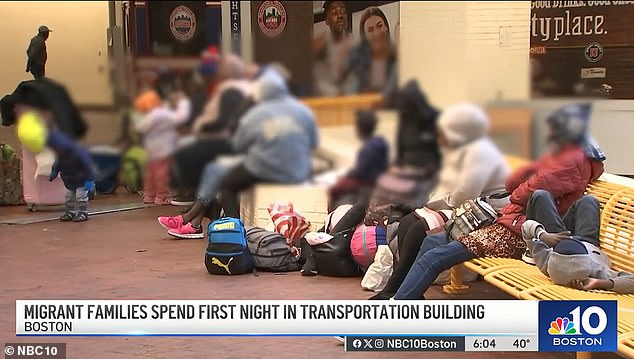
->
[[157, 67, 319, 239], [389, 102, 606, 300], [521, 192, 634, 293]]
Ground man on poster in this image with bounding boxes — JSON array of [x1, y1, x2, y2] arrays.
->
[[313, 1, 354, 96]]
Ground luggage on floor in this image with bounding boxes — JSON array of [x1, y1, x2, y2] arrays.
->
[[310, 228, 362, 277], [205, 217, 253, 275], [90, 145, 121, 194], [22, 147, 65, 211], [0, 144, 24, 205], [246, 227, 300, 272], [120, 145, 146, 194], [350, 225, 388, 270]]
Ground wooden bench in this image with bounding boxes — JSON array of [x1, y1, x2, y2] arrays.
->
[[444, 156, 634, 358]]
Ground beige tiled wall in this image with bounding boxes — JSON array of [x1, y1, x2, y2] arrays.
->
[[240, 184, 329, 232]]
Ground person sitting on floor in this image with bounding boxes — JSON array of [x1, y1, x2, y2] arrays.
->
[[328, 109, 388, 211], [389, 102, 606, 300], [158, 67, 319, 239], [521, 191, 634, 293]]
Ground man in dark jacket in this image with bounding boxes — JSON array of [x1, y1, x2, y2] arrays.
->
[[26, 25, 51, 79]]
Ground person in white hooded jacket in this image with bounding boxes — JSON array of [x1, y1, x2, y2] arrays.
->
[[370, 102, 510, 300]]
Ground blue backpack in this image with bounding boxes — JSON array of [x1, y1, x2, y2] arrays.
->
[[205, 217, 253, 275]]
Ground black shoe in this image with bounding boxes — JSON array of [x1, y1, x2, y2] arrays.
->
[[59, 212, 74, 222], [171, 190, 195, 206], [300, 257, 318, 276], [368, 292, 394, 300], [73, 212, 89, 222]]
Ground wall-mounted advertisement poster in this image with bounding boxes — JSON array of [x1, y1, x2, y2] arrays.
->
[[312, 1, 399, 97], [530, 1, 634, 99]]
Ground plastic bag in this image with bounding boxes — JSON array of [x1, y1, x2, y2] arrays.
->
[[268, 202, 311, 247], [361, 245, 393, 292]]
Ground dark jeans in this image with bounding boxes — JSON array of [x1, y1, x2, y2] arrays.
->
[[216, 164, 263, 218], [379, 213, 431, 295], [30, 64, 45, 79], [169, 138, 234, 192], [330, 187, 372, 234], [525, 190, 600, 247], [394, 232, 476, 300]]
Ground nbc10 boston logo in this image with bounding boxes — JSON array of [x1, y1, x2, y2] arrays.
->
[[539, 301, 617, 352]]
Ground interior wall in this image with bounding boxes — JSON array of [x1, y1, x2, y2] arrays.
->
[[0, 1, 112, 106], [400, 1, 530, 108]]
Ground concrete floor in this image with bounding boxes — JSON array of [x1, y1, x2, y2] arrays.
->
[[0, 205, 623, 359], [0, 110, 623, 358]]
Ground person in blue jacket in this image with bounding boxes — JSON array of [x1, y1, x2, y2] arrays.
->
[[47, 129, 95, 222], [328, 109, 388, 211]]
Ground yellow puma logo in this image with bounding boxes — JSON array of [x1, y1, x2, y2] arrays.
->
[[211, 257, 234, 275]]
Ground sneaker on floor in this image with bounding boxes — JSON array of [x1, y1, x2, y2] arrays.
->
[[157, 215, 184, 230], [154, 197, 173, 206], [73, 212, 89, 222], [170, 193, 195, 206], [168, 223, 204, 239], [59, 212, 74, 222], [143, 196, 155, 204], [368, 292, 393, 300], [522, 249, 535, 265], [300, 257, 318, 276]]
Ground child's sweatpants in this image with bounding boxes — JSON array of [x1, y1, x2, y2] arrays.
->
[[65, 187, 89, 215], [144, 158, 170, 202]]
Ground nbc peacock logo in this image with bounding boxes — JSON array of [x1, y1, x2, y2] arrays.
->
[[549, 317, 577, 335]]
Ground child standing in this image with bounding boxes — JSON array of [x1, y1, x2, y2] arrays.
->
[[46, 127, 95, 222], [134, 82, 190, 205]]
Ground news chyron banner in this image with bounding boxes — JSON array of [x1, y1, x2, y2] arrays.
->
[[15, 300, 617, 352]]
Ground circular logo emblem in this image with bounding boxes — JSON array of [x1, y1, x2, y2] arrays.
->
[[584, 42, 603, 63], [170, 5, 196, 41], [258, 1, 287, 37]]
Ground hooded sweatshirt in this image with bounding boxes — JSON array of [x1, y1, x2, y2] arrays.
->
[[232, 69, 319, 183], [426, 103, 510, 211], [395, 80, 440, 170], [522, 220, 634, 294]]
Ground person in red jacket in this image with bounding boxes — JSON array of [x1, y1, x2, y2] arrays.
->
[[389, 103, 606, 300]]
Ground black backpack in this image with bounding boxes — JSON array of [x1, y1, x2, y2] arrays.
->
[[310, 228, 362, 277], [246, 227, 300, 272]]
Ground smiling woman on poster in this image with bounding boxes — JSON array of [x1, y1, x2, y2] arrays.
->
[[338, 6, 396, 94]]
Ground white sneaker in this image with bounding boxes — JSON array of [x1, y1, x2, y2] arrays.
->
[[170, 199, 195, 206], [522, 249, 535, 265]]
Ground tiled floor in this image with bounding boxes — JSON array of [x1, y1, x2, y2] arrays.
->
[[0, 206, 622, 359]]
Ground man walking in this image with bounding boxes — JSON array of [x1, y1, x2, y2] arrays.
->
[[26, 25, 52, 79]]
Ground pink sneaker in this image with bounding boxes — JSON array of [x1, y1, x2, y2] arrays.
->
[[168, 223, 204, 239], [157, 215, 184, 230]]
